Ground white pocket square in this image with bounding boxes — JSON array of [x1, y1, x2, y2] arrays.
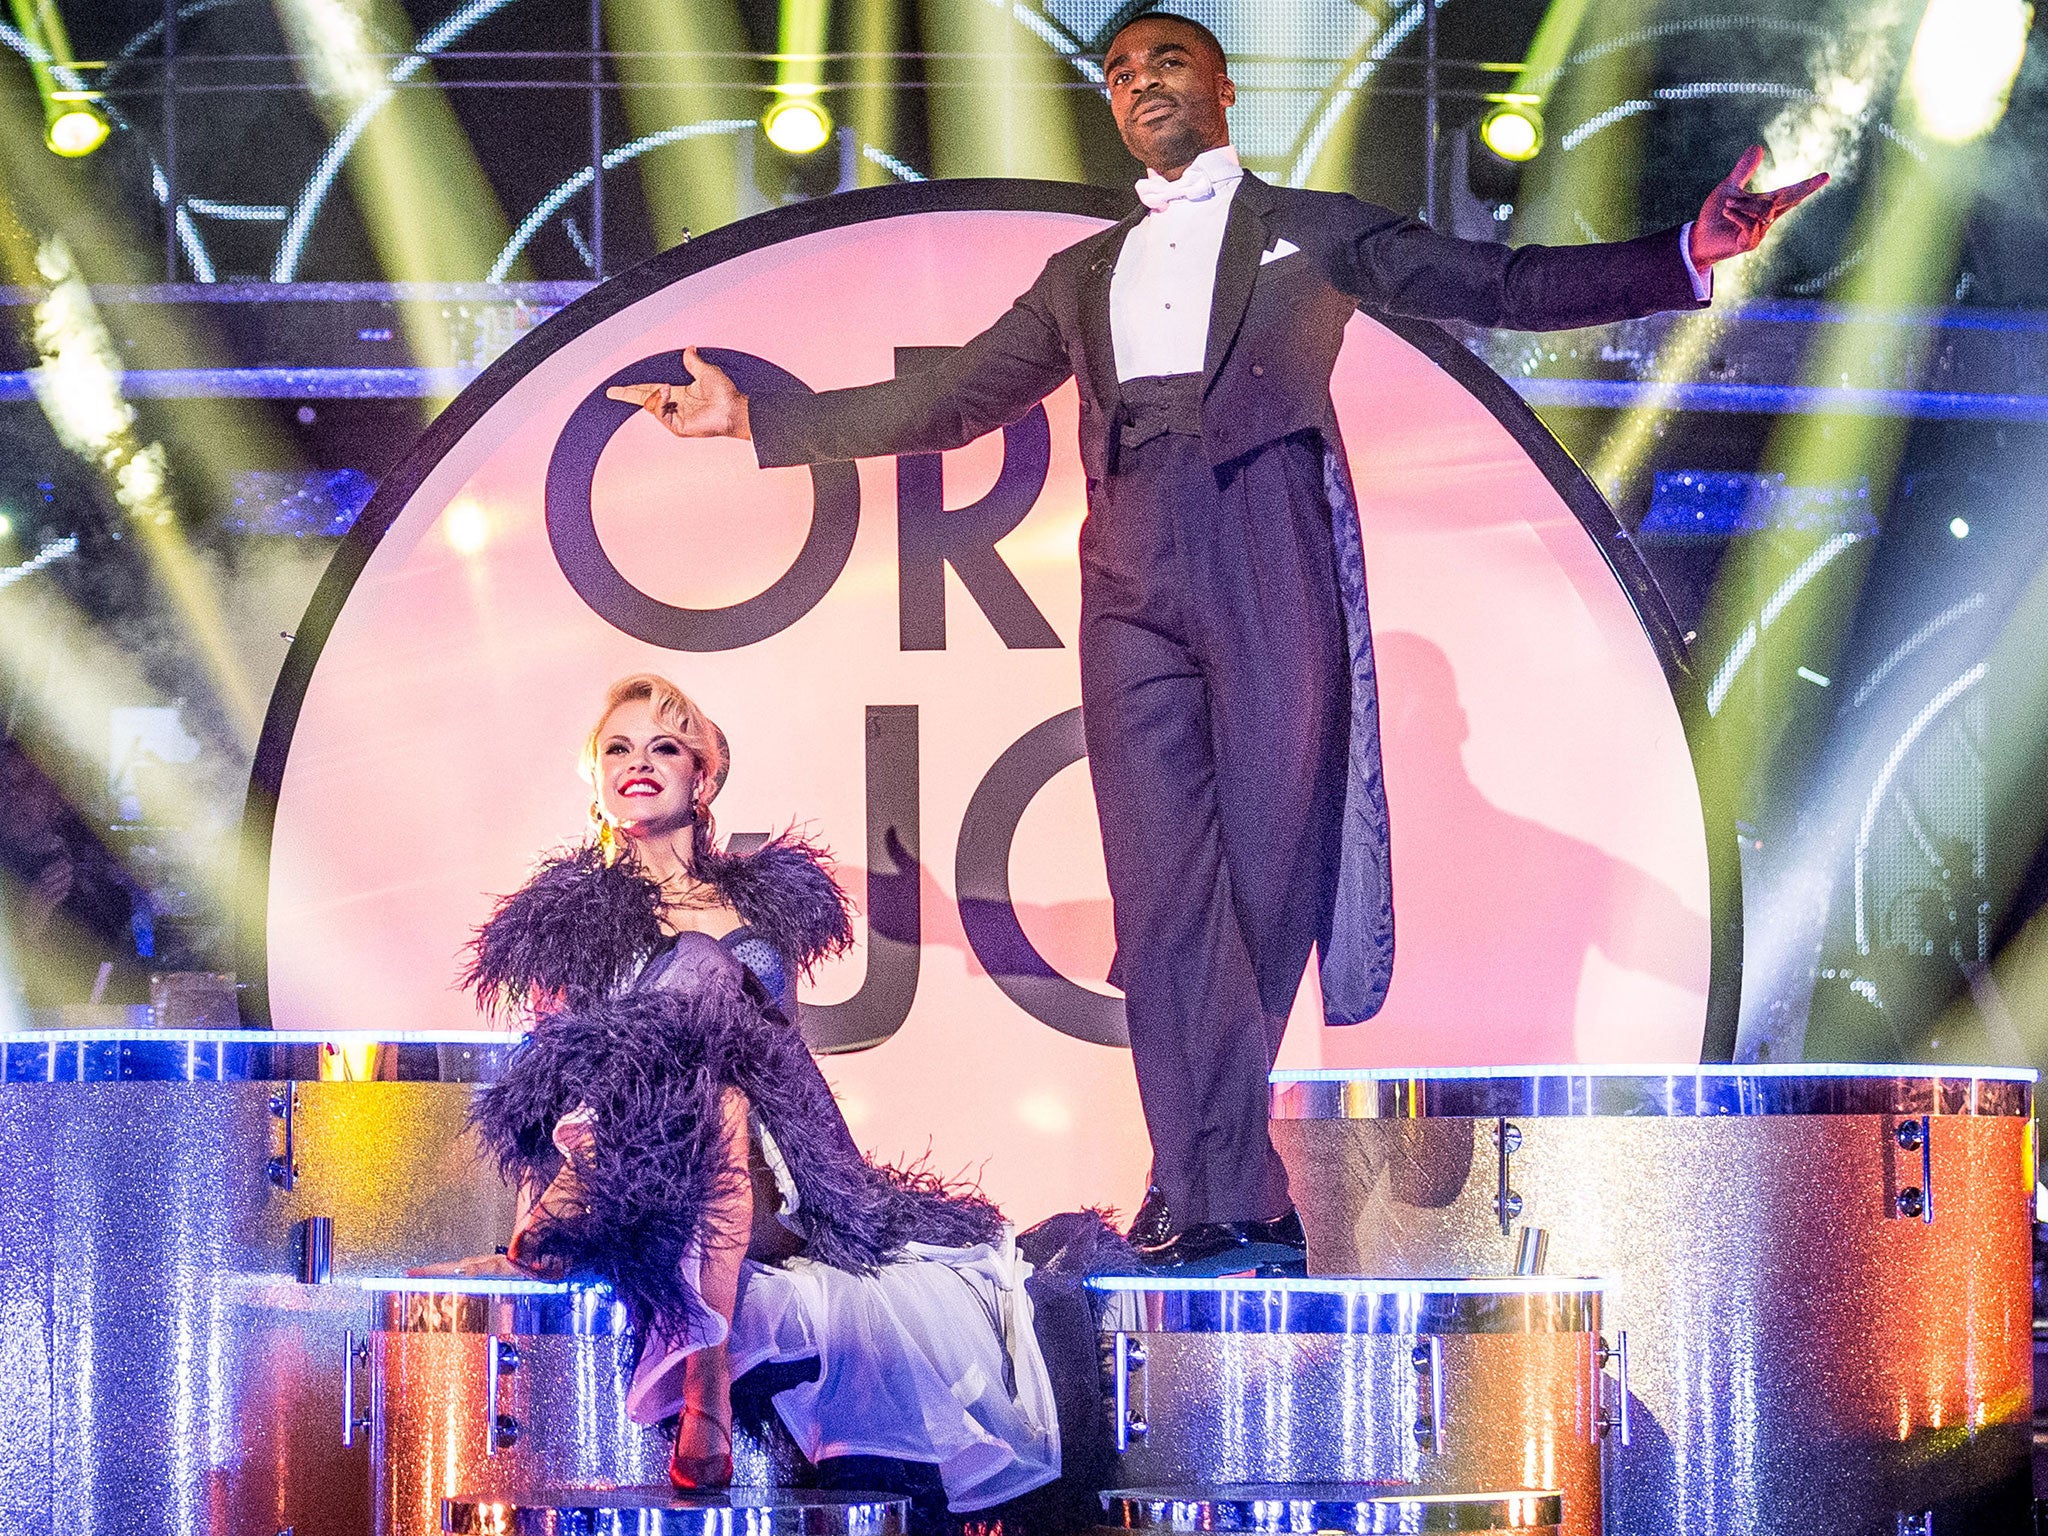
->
[[1259, 239, 1301, 266]]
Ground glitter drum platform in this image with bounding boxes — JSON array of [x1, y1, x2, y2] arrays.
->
[[0, 1029, 519, 1536], [1087, 1276, 1612, 1536], [1269, 1064, 2037, 1536], [3, 1030, 2035, 1536], [363, 1276, 809, 1536], [1098, 1487, 1566, 1534]]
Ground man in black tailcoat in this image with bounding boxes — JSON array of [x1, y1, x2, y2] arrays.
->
[[613, 11, 1823, 1269]]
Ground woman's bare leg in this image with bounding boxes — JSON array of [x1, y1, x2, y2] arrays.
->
[[671, 1088, 753, 1490]]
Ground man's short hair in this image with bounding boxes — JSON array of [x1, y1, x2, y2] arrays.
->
[[1105, 10, 1229, 70]]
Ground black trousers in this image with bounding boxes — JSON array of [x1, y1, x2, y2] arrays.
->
[[1079, 377, 1351, 1229]]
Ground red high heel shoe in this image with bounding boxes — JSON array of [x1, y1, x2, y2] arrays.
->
[[668, 1407, 734, 1491]]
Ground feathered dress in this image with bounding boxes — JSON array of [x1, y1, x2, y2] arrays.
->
[[465, 836, 1062, 1512]]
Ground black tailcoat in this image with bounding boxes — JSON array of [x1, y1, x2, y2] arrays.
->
[[751, 172, 1703, 1034]]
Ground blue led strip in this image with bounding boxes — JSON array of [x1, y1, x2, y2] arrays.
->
[[0, 367, 478, 400], [1509, 379, 2048, 422], [1272, 1062, 2037, 1081], [1085, 1274, 1607, 1294], [7, 369, 2045, 417]]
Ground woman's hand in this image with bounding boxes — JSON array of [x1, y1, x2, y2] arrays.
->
[[405, 1253, 528, 1279]]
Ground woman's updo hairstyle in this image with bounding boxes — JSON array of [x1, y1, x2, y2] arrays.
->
[[582, 673, 730, 864]]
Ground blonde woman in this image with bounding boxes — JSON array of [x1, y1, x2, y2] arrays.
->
[[458, 676, 1067, 1517]]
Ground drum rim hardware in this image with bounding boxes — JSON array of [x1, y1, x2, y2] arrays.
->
[[484, 1336, 521, 1457], [1494, 1118, 1523, 1235], [1087, 1275, 1605, 1336], [1271, 1064, 2033, 1121], [1596, 1331, 1631, 1447], [440, 1488, 912, 1535], [362, 1277, 631, 1337], [1411, 1337, 1445, 1455], [1889, 1115, 1936, 1224], [268, 1083, 299, 1190], [1098, 1485, 1566, 1533], [340, 1329, 370, 1448]]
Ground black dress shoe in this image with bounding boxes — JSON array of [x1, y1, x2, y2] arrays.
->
[[1140, 1209, 1308, 1275], [1136, 1221, 1249, 1270], [1244, 1206, 1305, 1250], [1126, 1184, 1173, 1249]]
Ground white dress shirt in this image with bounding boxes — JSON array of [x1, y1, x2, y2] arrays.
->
[[1109, 142, 1710, 384], [1110, 144, 1244, 382]]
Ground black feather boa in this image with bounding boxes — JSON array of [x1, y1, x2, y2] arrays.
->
[[462, 836, 998, 1342], [471, 975, 1003, 1341], [464, 834, 854, 1016]]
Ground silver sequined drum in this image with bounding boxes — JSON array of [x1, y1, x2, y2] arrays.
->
[[1100, 1486, 1564, 1534], [0, 1030, 519, 1536], [1088, 1277, 1611, 1536], [1270, 1066, 2036, 1536]]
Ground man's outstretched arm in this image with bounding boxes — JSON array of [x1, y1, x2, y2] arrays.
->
[[609, 283, 1074, 467], [1335, 146, 1827, 331]]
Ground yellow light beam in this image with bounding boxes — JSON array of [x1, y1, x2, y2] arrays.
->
[[1691, 155, 2001, 861], [1510, 0, 1659, 251], [778, 0, 831, 100], [1692, 0, 2027, 788], [847, 0, 901, 187], [1514, 0, 1596, 103], [16, 237, 264, 747], [603, 0, 757, 248], [274, 0, 522, 391], [1583, 0, 1919, 500], [0, 132, 267, 757], [918, 0, 1082, 182]]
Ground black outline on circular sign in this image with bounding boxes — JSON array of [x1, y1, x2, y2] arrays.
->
[[236, 178, 1740, 1059]]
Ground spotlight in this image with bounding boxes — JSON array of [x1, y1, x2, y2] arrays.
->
[[762, 97, 832, 156], [1906, 0, 2033, 144], [1465, 104, 1542, 209], [1478, 104, 1544, 164], [443, 499, 490, 556], [755, 98, 848, 204], [46, 105, 110, 158]]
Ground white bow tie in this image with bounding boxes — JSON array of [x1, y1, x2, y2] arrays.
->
[[1135, 165, 1216, 211]]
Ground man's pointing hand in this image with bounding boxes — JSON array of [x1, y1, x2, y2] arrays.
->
[[1690, 146, 1829, 268], [605, 346, 752, 440]]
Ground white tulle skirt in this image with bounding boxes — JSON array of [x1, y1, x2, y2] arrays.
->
[[624, 1238, 1062, 1513]]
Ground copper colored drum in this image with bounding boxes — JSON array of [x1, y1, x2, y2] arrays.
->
[[1100, 1486, 1564, 1534], [365, 1278, 668, 1536], [1270, 1065, 2035, 1536], [1088, 1278, 1609, 1536], [365, 1279, 802, 1536]]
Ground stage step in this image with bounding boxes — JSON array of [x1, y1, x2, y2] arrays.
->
[[1101, 1485, 1563, 1534], [441, 1488, 909, 1535]]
